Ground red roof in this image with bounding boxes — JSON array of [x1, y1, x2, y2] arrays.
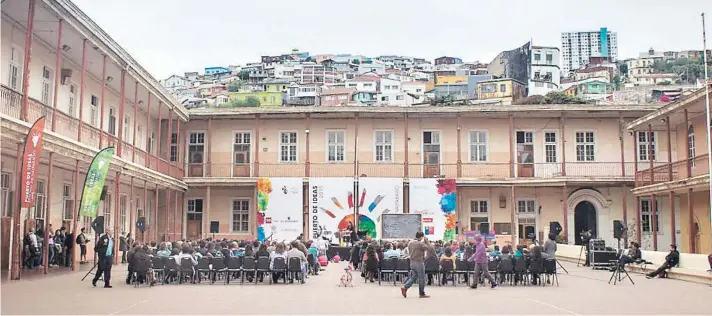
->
[[320, 88, 356, 96], [349, 73, 381, 82], [575, 66, 611, 74]]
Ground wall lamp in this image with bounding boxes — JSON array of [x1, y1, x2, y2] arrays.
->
[[138, 101, 144, 105], [305, 129, 310, 134], [106, 76, 114, 83], [61, 45, 71, 52]]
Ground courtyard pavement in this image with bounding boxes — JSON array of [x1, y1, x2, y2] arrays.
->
[[1, 260, 710, 315]]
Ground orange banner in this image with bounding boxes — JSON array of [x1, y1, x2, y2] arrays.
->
[[20, 116, 46, 208]]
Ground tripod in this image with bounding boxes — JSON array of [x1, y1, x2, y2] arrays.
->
[[556, 259, 569, 274], [608, 261, 634, 285], [81, 233, 101, 282], [576, 243, 586, 267]]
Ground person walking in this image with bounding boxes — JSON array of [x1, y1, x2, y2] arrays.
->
[[76, 228, 88, 264], [92, 228, 115, 288], [400, 231, 435, 298], [469, 235, 497, 289]]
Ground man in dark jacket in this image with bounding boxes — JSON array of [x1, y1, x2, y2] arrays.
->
[[92, 228, 115, 288], [646, 244, 680, 279]]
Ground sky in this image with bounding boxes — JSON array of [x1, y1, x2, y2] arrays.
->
[[72, 0, 712, 79]]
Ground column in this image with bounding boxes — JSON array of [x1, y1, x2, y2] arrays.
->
[[404, 113, 409, 177], [666, 117, 676, 246], [43, 153, 54, 274], [132, 81, 138, 163], [206, 118, 212, 176], [254, 115, 260, 176], [669, 191, 676, 246], [117, 70, 126, 156], [174, 192, 179, 240], [305, 114, 311, 177], [167, 109, 173, 162], [509, 115, 515, 178], [71, 159, 80, 270], [561, 185, 567, 243], [99, 55, 107, 147], [129, 177, 134, 239], [560, 115, 566, 176], [19, 0, 36, 122], [456, 114, 462, 178], [651, 193, 658, 251], [510, 186, 517, 245], [113, 173, 121, 264], [156, 102, 163, 168], [154, 186, 159, 241], [622, 185, 628, 246], [143, 180, 147, 243], [176, 119, 181, 170], [77, 39, 88, 141], [635, 196, 642, 245], [352, 114, 358, 177], [205, 186, 211, 238], [51, 19, 63, 131], [687, 188, 694, 252], [648, 124, 654, 185], [145, 92, 151, 167], [166, 189, 171, 241]]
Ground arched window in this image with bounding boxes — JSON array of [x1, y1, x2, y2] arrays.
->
[[688, 125, 695, 166]]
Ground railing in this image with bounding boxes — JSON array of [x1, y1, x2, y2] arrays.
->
[[0, 84, 182, 181], [184, 162, 636, 180], [636, 153, 710, 185]]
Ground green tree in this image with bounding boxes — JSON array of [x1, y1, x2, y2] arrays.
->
[[228, 81, 242, 92], [617, 62, 628, 77], [653, 57, 707, 83], [514, 91, 589, 105], [352, 59, 360, 64], [237, 70, 250, 81], [217, 96, 260, 108]]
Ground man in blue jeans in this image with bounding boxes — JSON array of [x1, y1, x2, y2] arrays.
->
[[400, 231, 435, 298]]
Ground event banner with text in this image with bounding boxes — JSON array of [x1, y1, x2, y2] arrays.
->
[[409, 178, 457, 241], [257, 177, 303, 242], [357, 177, 403, 239], [309, 177, 354, 243]]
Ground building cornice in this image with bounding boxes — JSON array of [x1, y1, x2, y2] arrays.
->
[[625, 87, 710, 130]]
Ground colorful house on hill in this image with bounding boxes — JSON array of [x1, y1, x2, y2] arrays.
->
[[476, 78, 526, 104]]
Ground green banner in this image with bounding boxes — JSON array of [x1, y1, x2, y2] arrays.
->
[[79, 147, 114, 218]]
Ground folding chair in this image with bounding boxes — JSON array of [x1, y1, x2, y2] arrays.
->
[[487, 259, 500, 285], [256, 256, 271, 284], [164, 257, 179, 284], [514, 258, 528, 285], [378, 258, 396, 286], [363, 258, 379, 283], [211, 258, 228, 285], [226, 256, 242, 285], [439, 260, 455, 287], [287, 257, 304, 284], [196, 257, 211, 283], [241, 256, 256, 285], [394, 258, 410, 285], [529, 258, 543, 286], [179, 257, 195, 284], [272, 257, 287, 284], [543, 259, 559, 287], [454, 259, 471, 286], [307, 253, 316, 275], [498, 258, 514, 285], [151, 257, 165, 285]]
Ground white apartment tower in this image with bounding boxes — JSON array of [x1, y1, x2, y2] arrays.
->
[[561, 27, 618, 75]]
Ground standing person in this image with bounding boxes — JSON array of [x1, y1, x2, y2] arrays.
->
[[76, 228, 88, 264], [119, 233, 128, 263], [543, 233, 557, 259], [400, 231, 435, 298], [92, 228, 115, 288], [468, 235, 497, 289], [64, 230, 74, 267]]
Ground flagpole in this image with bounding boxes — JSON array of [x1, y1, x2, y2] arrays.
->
[[701, 13, 712, 254]]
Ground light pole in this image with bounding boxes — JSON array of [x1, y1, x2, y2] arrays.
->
[[701, 13, 712, 254]]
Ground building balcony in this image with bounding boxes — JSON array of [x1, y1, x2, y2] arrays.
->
[[634, 153, 709, 185], [1, 84, 183, 180], [182, 161, 634, 183]]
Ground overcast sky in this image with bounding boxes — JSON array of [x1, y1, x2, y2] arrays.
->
[[72, 0, 712, 79]]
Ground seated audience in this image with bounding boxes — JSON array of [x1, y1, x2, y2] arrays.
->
[[646, 244, 680, 279]]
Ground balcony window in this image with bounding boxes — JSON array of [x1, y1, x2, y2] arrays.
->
[[41, 66, 53, 105], [123, 116, 131, 141], [108, 107, 117, 136], [103, 192, 112, 228], [232, 199, 250, 233], [279, 132, 298, 162], [1, 173, 11, 217], [68, 84, 76, 117], [688, 126, 695, 165], [7, 47, 22, 91], [374, 130, 393, 162], [119, 195, 127, 234], [170, 133, 178, 162], [637, 131, 656, 162], [468, 131, 487, 162], [31, 180, 46, 220], [327, 130, 345, 162], [640, 199, 660, 233], [62, 183, 73, 221], [233, 132, 251, 164], [575, 132, 595, 161], [544, 132, 558, 163], [188, 132, 205, 163]]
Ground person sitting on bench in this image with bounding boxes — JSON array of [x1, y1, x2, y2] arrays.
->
[[646, 244, 679, 279]]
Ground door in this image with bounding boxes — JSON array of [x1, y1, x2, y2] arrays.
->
[[233, 132, 251, 177], [516, 131, 535, 177], [519, 223, 536, 246], [233, 152, 250, 177], [187, 220, 201, 240], [187, 199, 203, 240], [188, 132, 205, 177], [423, 131, 441, 177], [424, 152, 440, 177]]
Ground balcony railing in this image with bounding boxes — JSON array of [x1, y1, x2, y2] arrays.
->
[[184, 162, 635, 180], [0, 84, 183, 180], [635, 153, 710, 185]]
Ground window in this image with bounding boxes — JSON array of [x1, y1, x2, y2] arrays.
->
[[381, 96, 389, 101], [546, 53, 553, 63], [41, 66, 53, 105], [137, 125, 143, 149], [534, 72, 541, 79], [1, 173, 11, 217], [517, 200, 536, 213], [147, 132, 155, 154], [119, 195, 127, 234], [416, 88, 422, 93], [233, 132, 251, 164], [169, 133, 178, 161], [480, 85, 496, 93], [90, 95, 99, 126], [68, 84, 76, 117], [7, 47, 21, 91], [499, 84, 506, 93], [364, 83, 373, 87], [279, 132, 298, 162], [640, 198, 660, 233], [62, 184, 73, 221], [396, 95, 404, 100], [575, 132, 595, 161], [688, 126, 695, 165], [470, 200, 488, 213], [188, 132, 205, 163], [103, 192, 112, 228], [108, 107, 117, 135], [32, 180, 46, 220], [232, 199, 250, 233], [327, 131, 345, 162], [123, 116, 131, 141], [468, 131, 487, 162], [544, 132, 557, 163], [637, 131, 656, 162], [187, 199, 203, 221], [374, 131, 393, 162]]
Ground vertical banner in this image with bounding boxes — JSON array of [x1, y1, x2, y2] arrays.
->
[[20, 117, 46, 207], [309, 177, 354, 243], [409, 178, 457, 241], [78, 147, 115, 218], [257, 177, 303, 242], [357, 177, 403, 239]]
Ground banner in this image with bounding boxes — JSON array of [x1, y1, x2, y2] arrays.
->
[[409, 178, 457, 241], [78, 147, 114, 218], [257, 177, 303, 242], [309, 177, 354, 243], [357, 177, 403, 239], [20, 117, 46, 207]]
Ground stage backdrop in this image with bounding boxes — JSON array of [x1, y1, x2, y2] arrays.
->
[[257, 177, 303, 242], [309, 177, 354, 243], [357, 177, 403, 239], [408, 178, 457, 241]]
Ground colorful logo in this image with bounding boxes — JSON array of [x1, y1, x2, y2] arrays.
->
[[319, 188, 386, 239], [436, 179, 457, 241]]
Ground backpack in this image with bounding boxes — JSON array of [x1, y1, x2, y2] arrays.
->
[[318, 254, 328, 266], [332, 254, 341, 263]]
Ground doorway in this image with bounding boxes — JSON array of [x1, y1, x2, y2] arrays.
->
[[574, 201, 597, 245], [516, 131, 534, 177], [423, 131, 441, 177], [187, 199, 203, 240]]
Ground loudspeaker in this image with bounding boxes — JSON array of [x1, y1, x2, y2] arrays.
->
[[100, 186, 108, 201], [479, 222, 490, 235], [613, 220, 626, 239], [210, 221, 219, 234], [91, 216, 105, 235], [136, 217, 146, 233], [550, 221, 562, 235]]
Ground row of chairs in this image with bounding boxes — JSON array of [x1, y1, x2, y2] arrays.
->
[[141, 256, 305, 286], [363, 257, 559, 287]]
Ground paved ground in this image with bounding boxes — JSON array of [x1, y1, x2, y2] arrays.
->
[[1, 261, 711, 315]]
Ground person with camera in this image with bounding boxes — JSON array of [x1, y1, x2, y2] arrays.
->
[[580, 229, 593, 266], [400, 231, 435, 298]]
